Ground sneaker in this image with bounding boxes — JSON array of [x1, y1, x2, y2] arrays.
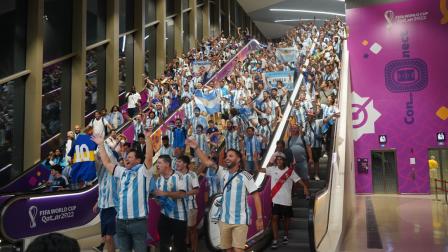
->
[[271, 240, 278, 249], [282, 236, 288, 245], [315, 175, 320, 181], [92, 243, 104, 252]]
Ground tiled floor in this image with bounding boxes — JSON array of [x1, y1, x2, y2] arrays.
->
[[340, 195, 448, 252]]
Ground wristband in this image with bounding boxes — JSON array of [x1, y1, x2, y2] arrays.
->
[[257, 216, 263, 220]]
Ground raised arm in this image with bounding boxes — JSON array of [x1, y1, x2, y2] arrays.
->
[[186, 138, 217, 169], [144, 127, 154, 169], [91, 135, 116, 174]]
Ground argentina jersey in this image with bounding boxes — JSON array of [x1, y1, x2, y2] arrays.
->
[[206, 167, 221, 197], [156, 172, 187, 221], [184, 171, 200, 209], [217, 167, 258, 225], [97, 166, 119, 209], [113, 163, 153, 220], [96, 146, 119, 209]]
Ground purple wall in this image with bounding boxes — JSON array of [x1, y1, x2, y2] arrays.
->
[[347, 0, 448, 193]]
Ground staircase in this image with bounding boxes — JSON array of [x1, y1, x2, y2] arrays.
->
[[269, 155, 329, 252]]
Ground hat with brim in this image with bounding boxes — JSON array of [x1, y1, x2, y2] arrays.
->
[[274, 152, 286, 160]]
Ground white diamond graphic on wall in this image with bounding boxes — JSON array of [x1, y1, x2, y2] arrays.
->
[[369, 43, 383, 54]]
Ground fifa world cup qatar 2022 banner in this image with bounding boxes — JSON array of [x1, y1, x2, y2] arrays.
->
[[347, 0, 448, 193]]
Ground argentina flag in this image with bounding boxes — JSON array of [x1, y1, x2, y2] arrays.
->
[[194, 89, 221, 114]]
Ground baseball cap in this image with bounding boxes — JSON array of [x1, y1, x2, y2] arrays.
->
[[274, 152, 286, 160]]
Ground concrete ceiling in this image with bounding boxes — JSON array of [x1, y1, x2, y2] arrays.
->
[[238, 0, 346, 39]]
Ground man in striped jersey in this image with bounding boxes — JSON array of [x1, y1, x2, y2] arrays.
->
[[222, 121, 242, 152], [243, 127, 262, 174], [176, 155, 200, 252], [92, 127, 154, 252], [192, 125, 210, 163], [92, 144, 119, 252], [257, 117, 271, 156], [154, 155, 188, 252], [186, 138, 263, 252]]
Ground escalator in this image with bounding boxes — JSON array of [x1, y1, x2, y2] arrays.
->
[[0, 39, 263, 251], [266, 35, 348, 252], [0, 32, 332, 252]]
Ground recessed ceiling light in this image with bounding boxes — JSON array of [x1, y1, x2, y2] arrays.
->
[[270, 8, 346, 17]]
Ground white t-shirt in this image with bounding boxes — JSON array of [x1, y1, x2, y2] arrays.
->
[[266, 166, 300, 206], [127, 92, 141, 109], [89, 118, 110, 138]]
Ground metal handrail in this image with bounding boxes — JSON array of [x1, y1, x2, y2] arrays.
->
[[308, 29, 348, 251]]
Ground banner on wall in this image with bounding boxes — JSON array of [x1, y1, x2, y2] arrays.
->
[[347, 0, 448, 193], [192, 61, 212, 75], [275, 47, 299, 63], [264, 71, 295, 91]]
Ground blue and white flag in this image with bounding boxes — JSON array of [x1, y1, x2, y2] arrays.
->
[[264, 71, 295, 91], [275, 47, 299, 63], [194, 89, 221, 114]]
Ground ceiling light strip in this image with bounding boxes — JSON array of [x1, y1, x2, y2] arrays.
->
[[270, 8, 345, 17]]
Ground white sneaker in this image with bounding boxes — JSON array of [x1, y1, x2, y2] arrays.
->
[[271, 240, 278, 249], [314, 175, 320, 181]]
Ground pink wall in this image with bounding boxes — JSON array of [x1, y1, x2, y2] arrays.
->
[[347, 0, 448, 193]]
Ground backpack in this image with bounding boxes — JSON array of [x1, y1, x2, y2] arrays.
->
[[90, 117, 108, 136]]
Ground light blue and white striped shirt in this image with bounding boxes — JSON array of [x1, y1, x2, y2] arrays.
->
[[193, 133, 209, 155], [206, 167, 221, 197], [97, 165, 119, 209], [160, 145, 174, 158], [224, 129, 240, 151], [257, 125, 271, 149], [217, 167, 258, 225], [244, 136, 261, 162], [156, 172, 187, 221], [183, 171, 199, 210], [113, 163, 153, 220], [184, 102, 195, 121]]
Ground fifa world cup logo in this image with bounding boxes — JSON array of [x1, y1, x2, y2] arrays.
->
[[29, 206, 38, 228], [384, 10, 394, 30]]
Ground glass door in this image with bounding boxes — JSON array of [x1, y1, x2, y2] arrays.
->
[[371, 150, 398, 194], [428, 148, 448, 194]]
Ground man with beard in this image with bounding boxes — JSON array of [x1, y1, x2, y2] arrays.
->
[[186, 138, 263, 252]]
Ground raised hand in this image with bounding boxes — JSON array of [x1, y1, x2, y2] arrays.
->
[[185, 138, 199, 149], [91, 134, 104, 145]]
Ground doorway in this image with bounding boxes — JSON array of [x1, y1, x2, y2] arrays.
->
[[371, 150, 398, 194], [428, 148, 448, 193]]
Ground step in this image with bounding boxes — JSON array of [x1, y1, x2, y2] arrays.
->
[[292, 198, 310, 208], [292, 207, 309, 218], [285, 229, 309, 243], [286, 217, 308, 230], [266, 241, 311, 251]]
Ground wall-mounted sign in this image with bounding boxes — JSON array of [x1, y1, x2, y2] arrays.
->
[[437, 132, 445, 145], [379, 135, 387, 146]]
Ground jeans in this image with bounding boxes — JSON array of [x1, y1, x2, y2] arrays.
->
[[294, 160, 309, 180], [116, 218, 148, 252], [158, 214, 187, 252]]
